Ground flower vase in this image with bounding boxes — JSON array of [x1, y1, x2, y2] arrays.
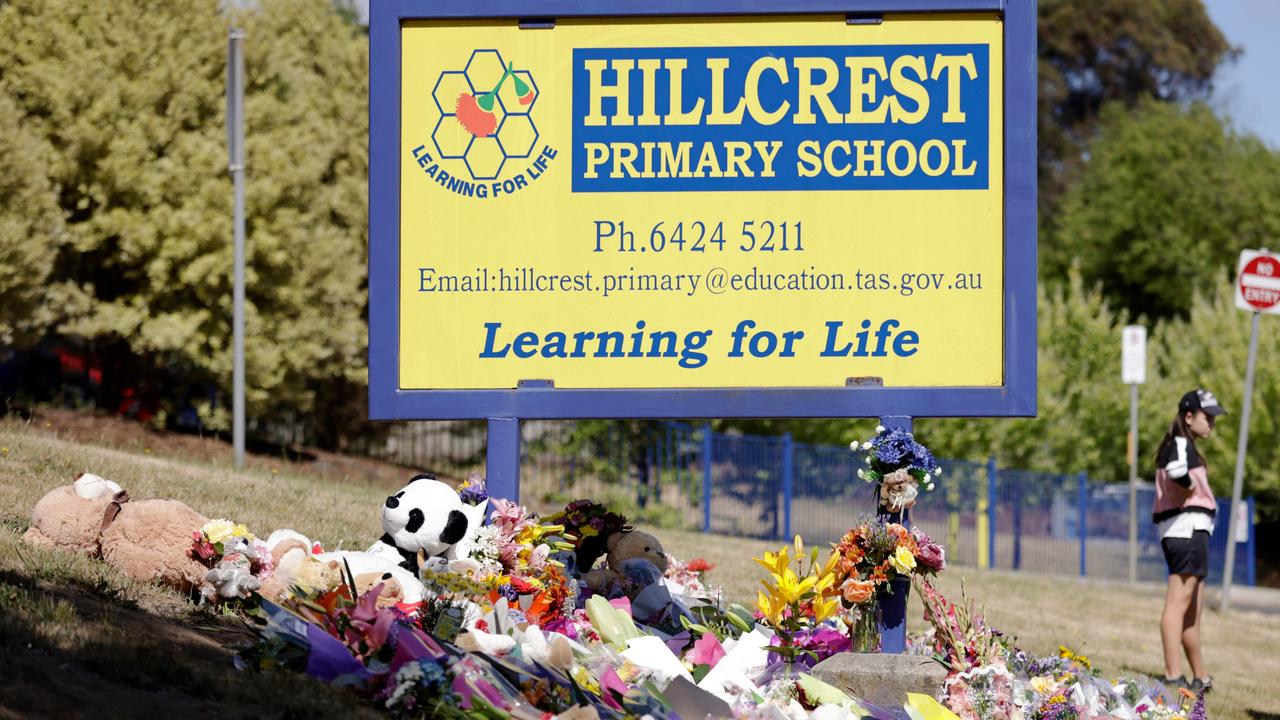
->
[[850, 598, 881, 652], [877, 576, 910, 653]]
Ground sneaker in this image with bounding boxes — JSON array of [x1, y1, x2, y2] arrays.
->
[[1162, 676, 1190, 690], [1190, 676, 1213, 694]]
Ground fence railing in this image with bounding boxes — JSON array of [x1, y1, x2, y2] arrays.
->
[[363, 420, 1257, 586]]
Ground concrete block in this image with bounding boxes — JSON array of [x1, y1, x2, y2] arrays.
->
[[810, 652, 948, 709]]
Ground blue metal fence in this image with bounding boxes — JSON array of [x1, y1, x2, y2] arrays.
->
[[387, 419, 1257, 586], [624, 423, 1257, 586]]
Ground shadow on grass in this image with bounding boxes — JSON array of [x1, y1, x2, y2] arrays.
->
[[0, 567, 378, 719], [1247, 711, 1280, 720]]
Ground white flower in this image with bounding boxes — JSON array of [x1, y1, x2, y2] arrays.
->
[[927, 483, 936, 491], [857, 469, 866, 480], [875, 425, 885, 433], [848, 440, 859, 451], [861, 441, 872, 450], [934, 467, 942, 477]]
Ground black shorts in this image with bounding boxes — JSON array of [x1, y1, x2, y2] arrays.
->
[[1162, 530, 1210, 578]]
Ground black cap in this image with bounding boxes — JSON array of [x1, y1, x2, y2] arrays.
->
[[1179, 389, 1226, 417]]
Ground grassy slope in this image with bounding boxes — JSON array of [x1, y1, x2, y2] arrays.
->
[[1, 418, 1277, 719]]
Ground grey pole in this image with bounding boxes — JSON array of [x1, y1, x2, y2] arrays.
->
[[1221, 307, 1260, 610], [228, 29, 246, 469], [1128, 382, 1138, 585]]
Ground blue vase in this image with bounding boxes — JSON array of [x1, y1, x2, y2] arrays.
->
[[876, 576, 910, 653]]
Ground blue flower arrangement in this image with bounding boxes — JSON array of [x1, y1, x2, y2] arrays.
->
[[851, 426, 941, 511]]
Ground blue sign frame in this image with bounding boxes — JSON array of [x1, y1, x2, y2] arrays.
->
[[369, 0, 1037, 421]]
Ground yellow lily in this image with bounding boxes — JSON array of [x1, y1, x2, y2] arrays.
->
[[811, 594, 840, 623], [753, 546, 790, 576], [756, 590, 785, 626], [774, 567, 817, 605]]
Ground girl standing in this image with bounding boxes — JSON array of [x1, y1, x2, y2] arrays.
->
[[1153, 389, 1225, 692]]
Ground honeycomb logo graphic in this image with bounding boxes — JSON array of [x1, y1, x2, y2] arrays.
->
[[431, 50, 540, 182]]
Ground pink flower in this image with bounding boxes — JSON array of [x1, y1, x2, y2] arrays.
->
[[687, 633, 726, 668], [912, 529, 947, 572]]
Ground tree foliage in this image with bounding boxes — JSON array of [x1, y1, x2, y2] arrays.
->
[[0, 0, 368, 435], [0, 93, 65, 348], [1037, 0, 1234, 216], [918, 273, 1129, 480], [1048, 100, 1280, 319]]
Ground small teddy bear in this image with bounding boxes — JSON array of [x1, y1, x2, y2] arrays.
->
[[354, 571, 405, 609], [203, 549, 261, 600], [582, 529, 669, 599]]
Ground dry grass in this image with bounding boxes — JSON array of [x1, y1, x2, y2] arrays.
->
[[2, 417, 1278, 719]]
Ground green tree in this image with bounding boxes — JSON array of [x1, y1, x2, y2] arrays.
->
[[0, 0, 368, 440], [1037, 0, 1234, 219], [918, 273, 1130, 481], [0, 93, 66, 348], [1048, 99, 1280, 319]]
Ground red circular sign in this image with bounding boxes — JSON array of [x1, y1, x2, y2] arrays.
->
[[1239, 255, 1280, 311]]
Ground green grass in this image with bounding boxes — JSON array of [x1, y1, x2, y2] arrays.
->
[[1, 418, 1278, 719]]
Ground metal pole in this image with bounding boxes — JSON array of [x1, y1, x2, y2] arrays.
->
[[1128, 382, 1138, 584], [486, 418, 521, 503], [1078, 471, 1088, 577], [701, 422, 712, 532], [782, 432, 793, 540], [1222, 309, 1260, 610], [227, 29, 246, 470]]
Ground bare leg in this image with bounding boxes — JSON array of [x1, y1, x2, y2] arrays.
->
[[1182, 576, 1207, 679], [1162, 574, 1193, 679]]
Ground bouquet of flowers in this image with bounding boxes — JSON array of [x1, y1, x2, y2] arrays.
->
[[190, 517, 275, 596], [852, 425, 941, 513], [545, 499, 631, 573], [751, 536, 842, 668], [664, 555, 723, 604], [829, 518, 946, 651]]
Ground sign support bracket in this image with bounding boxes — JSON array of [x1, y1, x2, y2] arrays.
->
[[487, 418, 522, 507], [876, 414, 912, 653]]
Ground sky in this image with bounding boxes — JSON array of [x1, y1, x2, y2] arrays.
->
[[1204, 0, 1280, 148], [348, 0, 1280, 147]]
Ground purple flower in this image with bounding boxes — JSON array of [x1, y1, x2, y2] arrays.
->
[[1189, 692, 1207, 720], [459, 486, 488, 505]]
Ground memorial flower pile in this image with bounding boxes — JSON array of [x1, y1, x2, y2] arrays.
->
[[916, 577, 1205, 720], [853, 426, 942, 512], [202, 480, 1203, 719]]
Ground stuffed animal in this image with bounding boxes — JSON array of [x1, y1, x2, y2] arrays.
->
[[24, 473, 210, 593], [204, 549, 261, 600], [582, 529, 669, 598], [354, 571, 405, 609], [606, 529, 668, 575], [367, 473, 488, 574]]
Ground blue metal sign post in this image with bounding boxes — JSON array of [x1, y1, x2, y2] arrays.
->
[[369, 0, 1037, 654]]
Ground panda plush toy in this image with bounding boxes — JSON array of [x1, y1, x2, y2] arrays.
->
[[366, 473, 488, 574]]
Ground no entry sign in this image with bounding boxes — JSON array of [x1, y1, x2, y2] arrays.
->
[[1235, 249, 1280, 314]]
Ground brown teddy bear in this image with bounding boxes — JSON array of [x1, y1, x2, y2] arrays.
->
[[23, 473, 210, 594], [582, 528, 669, 598]]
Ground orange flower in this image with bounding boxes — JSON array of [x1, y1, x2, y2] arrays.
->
[[841, 578, 876, 604]]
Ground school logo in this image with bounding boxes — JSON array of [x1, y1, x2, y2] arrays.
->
[[430, 49, 541, 181]]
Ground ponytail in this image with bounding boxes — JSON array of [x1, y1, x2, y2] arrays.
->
[[1154, 411, 1194, 466]]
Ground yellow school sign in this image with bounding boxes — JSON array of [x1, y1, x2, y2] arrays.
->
[[370, 3, 1037, 420]]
